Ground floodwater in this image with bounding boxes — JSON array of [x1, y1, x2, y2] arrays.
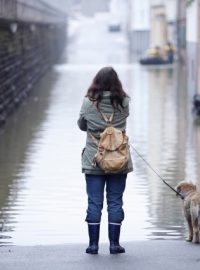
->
[[0, 12, 200, 246]]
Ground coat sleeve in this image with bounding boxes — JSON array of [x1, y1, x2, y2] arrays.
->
[[122, 97, 130, 118], [77, 98, 88, 131]]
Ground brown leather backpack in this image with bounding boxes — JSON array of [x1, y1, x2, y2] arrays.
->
[[90, 111, 129, 173]]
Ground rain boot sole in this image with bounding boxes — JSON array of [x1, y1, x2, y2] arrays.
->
[[86, 249, 98, 255], [110, 248, 125, 254]]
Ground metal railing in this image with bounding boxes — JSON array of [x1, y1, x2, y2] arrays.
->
[[0, 0, 66, 23]]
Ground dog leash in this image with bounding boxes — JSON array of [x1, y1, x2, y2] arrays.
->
[[130, 144, 184, 200]]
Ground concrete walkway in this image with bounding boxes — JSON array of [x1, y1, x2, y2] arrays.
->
[[0, 241, 200, 270]]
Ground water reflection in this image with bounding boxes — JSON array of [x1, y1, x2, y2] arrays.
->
[[126, 63, 200, 241], [0, 72, 59, 245]]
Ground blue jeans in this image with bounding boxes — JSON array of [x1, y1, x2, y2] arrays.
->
[[85, 174, 127, 224]]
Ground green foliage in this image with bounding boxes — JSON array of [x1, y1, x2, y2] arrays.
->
[[187, 0, 195, 7]]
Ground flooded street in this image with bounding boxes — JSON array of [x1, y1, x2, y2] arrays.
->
[[0, 11, 200, 246]]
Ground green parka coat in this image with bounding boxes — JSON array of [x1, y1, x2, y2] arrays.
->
[[77, 91, 133, 175]]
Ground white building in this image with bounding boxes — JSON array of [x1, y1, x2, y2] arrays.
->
[[129, 0, 150, 60], [150, 0, 177, 47], [109, 0, 130, 32], [165, 0, 177, 43], [129, 0, 178, 60], [186, 0, 200, 96]]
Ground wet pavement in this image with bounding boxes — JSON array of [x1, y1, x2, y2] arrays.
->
[[0, 9, 200, 247], [1, 241, 200, 270]]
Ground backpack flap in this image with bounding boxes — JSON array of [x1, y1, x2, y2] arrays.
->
[[100, 126, 123, 151]]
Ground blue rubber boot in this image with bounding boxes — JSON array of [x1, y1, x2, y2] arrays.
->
[[86, 224, 100, 255], [109, 223, 125, 254]]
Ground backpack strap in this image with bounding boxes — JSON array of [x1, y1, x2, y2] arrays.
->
[[99, 110, 114, 125], [88, 109, 114, 146], [89, 132, 99, 146]]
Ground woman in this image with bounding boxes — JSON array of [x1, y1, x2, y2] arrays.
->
[[77, 67, 133, 255]]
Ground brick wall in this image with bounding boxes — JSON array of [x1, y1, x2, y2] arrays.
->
[[0, 21, 66, 126]]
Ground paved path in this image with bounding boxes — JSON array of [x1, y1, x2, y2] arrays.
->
[[0, 241, 200, 270]]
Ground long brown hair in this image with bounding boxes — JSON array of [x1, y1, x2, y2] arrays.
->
[[86, 67, 128, 109]]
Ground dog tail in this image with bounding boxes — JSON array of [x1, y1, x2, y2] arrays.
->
[[199, 208, 200, 230], [197, 205, 200, 230], [191, 203, 200, 226]]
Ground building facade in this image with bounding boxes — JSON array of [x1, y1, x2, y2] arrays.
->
[[186, 0, 200, 96], [129, 0, 150, 61], [129, 0, 178, 61]]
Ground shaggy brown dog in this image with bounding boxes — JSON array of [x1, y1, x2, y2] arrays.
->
[[175, 181, 200, 243]]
